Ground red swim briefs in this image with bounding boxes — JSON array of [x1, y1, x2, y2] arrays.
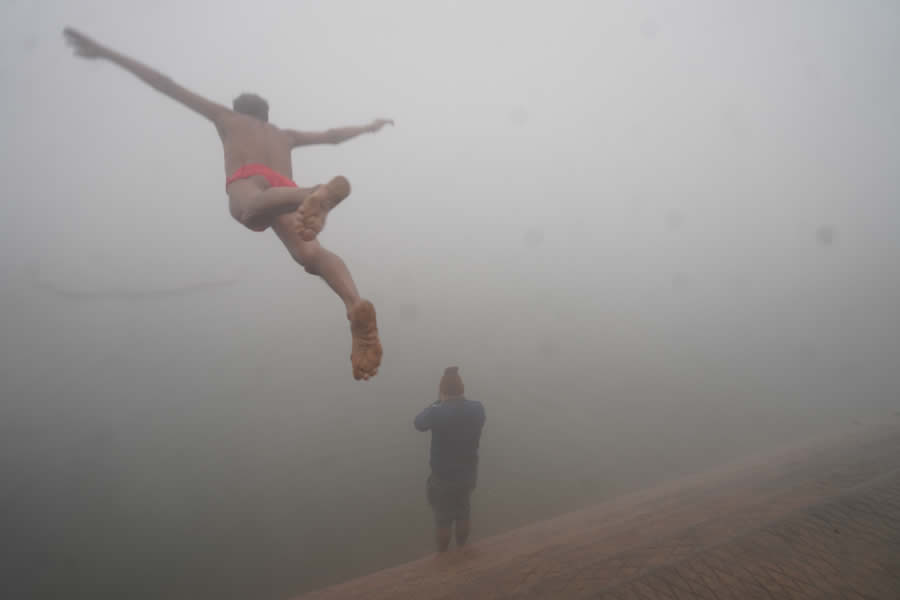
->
[[226, 164, 298, 189]]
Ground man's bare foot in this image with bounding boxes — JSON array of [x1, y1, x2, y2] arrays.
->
[[297, 176, 351, 242], [348, 299, 382, 381]]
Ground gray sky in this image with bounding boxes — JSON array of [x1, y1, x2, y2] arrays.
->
[[5, 0, 897, 394], [2, 1, 900, 597]]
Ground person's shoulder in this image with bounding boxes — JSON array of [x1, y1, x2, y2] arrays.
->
[[216, 110, 261, 135]]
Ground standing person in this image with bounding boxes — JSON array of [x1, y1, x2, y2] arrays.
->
[[62, 28, 390, 380], [414, 367, 486, 552]]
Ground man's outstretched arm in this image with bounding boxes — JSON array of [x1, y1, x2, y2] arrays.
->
[[286, 119, 394, 147], [63, 28, 229, 123]]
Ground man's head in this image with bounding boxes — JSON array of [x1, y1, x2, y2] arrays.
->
[[233, 93, 269, 122], [439, 366, 464, 399]]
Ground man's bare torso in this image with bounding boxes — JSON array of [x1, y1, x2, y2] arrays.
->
[[218, 112, 294, 180]]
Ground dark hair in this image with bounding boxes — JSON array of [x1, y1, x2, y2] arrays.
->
[[232, 93, 269, 122], [439, 366, 464, 396]]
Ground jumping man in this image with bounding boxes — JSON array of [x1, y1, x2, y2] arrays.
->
[[63, 28, 388, 380]]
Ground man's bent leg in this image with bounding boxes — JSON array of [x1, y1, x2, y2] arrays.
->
[[271, 216, 383, 380], [297, 176, 351, 242], [227, 178, 314, 231]]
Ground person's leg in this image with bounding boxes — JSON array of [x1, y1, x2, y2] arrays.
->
[[455, 518, 470, 547], [428, 475, 454, 553], [297, 176, 352, 241], [271, 218, 382, 380], [454, 490, 472, 547], [277, 236, 361, 311], [227, 178, 313, 231], [435, 525, 452, 553], [227, 175, 350, 235]]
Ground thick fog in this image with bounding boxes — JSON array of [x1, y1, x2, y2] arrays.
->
[[2, 1, 899, 598]]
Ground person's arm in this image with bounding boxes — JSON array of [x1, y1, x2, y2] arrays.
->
[[414, 401, 439, 432], [63, 28, 230, 123], [285, 119, 394, 148]]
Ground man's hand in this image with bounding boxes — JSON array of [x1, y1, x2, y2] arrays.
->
[[367, 118, 395, 133], [63, 28, 108, 59]]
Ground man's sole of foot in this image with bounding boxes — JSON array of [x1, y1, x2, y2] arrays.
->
[[348, 300, 382, 381], [298, 176, 351, 242]]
